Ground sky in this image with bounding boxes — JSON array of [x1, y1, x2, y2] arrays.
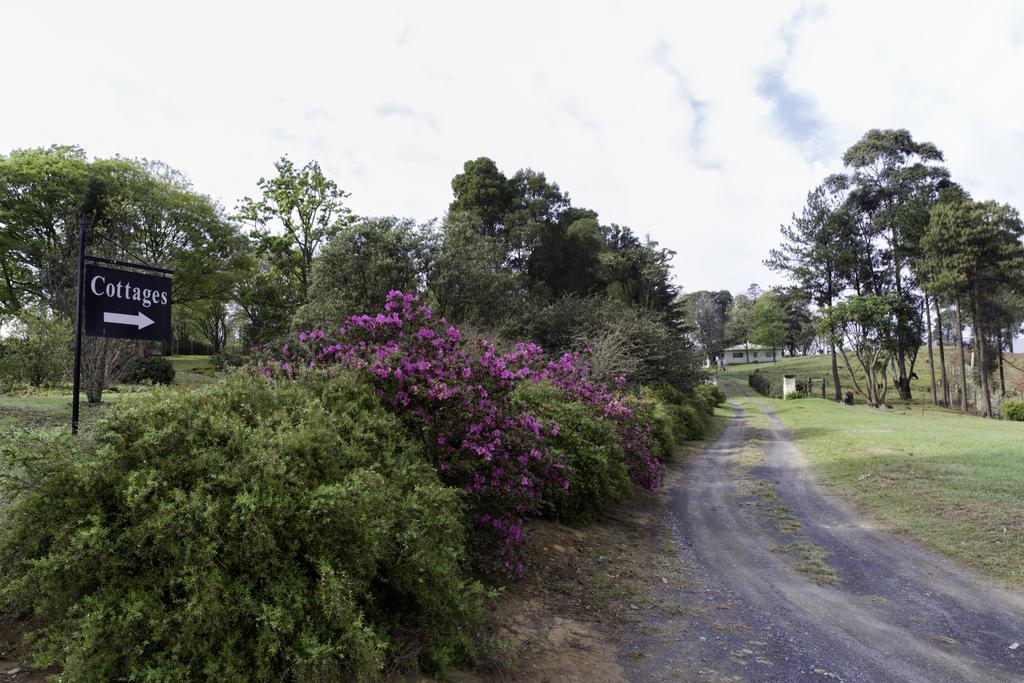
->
[[2, 0, 1023, 297]]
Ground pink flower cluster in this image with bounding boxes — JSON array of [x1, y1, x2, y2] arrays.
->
[[539, 351, 661, 492], [272, 291, 661, 575]]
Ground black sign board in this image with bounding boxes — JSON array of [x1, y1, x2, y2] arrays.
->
[[84, 264, 172, 341]]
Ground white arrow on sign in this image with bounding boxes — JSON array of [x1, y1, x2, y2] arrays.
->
[[103, 311, 155, 330]]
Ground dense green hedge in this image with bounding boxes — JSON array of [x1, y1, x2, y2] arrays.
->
[[0, 373, 483, 680], [512, 382, 631, 524], [1002, 399, 1024, 421], [125, 355, 176, 385], [748, 372, 779, 398], [651, 382, 718, 445], [695, 383, 726, 408]]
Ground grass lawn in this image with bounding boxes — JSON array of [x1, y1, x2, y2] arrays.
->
[[167, 354, 218, 385], [719, 348, 1024, 408], [0, 356, 217, 430], [725, 378, 1024, 589], [0, 391, 144, 430]]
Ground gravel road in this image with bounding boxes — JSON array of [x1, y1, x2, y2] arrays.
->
[[622, 384, 1024, 682]]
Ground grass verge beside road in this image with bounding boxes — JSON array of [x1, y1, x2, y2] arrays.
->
[[720, 349, 1024, 406], [725, 381, 1024, 589]]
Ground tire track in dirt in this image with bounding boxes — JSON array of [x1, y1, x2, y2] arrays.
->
[[621, 384, 1024, 682]]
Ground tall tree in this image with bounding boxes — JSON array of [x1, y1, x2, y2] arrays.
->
[[922, 196, 1024, 416], [684, 290, 729, 365], [0, 145, 90, 315], [840, 129, 950, 400], [751, 291, 787, 361], [449, 157, 515, 238], [724, 294, 756, 348], [600, 225, 679, 314], [447, 158, 681, 320], [526, 214, 605, 298], [296, 216, 435, 328], [767, 180, 854, 400], [774, 286, 816, 356], [0, 146, 247, 401], [427, 211, 524, 329], [820, 295, 900, 407], [237, 158, 353, 309]]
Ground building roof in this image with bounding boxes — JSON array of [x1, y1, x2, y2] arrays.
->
[[722, 344, 776, 352]]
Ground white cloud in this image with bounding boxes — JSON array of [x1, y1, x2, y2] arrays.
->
[[1, 0, 1022, 296]]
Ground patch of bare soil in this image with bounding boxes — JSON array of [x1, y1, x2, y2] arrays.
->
[[457, 438, 718, 683]]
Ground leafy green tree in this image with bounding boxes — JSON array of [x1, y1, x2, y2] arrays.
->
[[767, 180, 855, 399], [682, 290, 730, 365], [819, 295, 900, 406], [449, 157, 516, 238], [237, 158, 353, 309], [192, 299, 231, 353], [447, 158, 681, 324], [839, 129, 950, 399], [527, 215, 604, 298], [427, 211, 524, 329], [296, 217, 435, 328], [0, 307, 72, 387], [600, 225, 679, 313], [774, 286, 816, 356], [751, 291, 787, 361], [922, 196, 1024, 417], [0, 146, 248, 401], [0, 146, 95, 315], [236, 261, 295, 348], [724, 294, 756, 347]]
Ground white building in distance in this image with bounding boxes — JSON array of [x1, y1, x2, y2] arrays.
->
[[721, 343, 783, 365]]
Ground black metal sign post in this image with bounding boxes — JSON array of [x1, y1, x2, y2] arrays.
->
[[70, 233, 173, 434], [70, 225, 88, 435]]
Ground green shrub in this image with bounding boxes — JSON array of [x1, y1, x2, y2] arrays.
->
[[126, 355, 175, 385], [0, 340, 24, 393], [212, 346, 251, 371], [748, 373, 776, 397], [695, 383, 726, 407], [1002, 399, 1024, 421], [653, 381, 687, 407], [524, 295, 706, 392], [512, 381, 632, 524], [649, 383, 709, 442], [636, 391, 677, 460], [0, 372, 484, 680], [667, 403, 707, 441], [0, 310, 71, 389], [688, 391, 713, 417], [783, 389, 807, 400]]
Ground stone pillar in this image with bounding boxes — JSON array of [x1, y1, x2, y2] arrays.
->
[[783, 374, 798, 398]]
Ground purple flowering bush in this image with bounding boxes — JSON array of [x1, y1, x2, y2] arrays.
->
[[510, 381, 632, 524], [275, 291, 665, 574]]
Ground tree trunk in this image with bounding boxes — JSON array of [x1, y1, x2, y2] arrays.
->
[[955, 302, 968, 414], [998, 328, 1006, 398], [924, 292, 937, 405], [935, 302, 950, 407], [891, 227, 911, 400], [972, 286, 992, 418], [830, 340, 842, 402]]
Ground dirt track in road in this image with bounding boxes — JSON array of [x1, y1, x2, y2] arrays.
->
[[621, 385, 1024, 682]]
